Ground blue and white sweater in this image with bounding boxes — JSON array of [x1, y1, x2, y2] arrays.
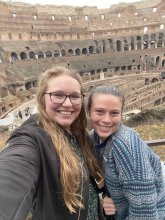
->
[[90, 124, 165, 220]]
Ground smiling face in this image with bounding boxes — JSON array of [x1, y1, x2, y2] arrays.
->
[[44, 74, 82, 133], [90, 93, 122, 143]]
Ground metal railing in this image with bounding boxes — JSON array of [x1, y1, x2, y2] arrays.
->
[[146, 139, 165, 147]]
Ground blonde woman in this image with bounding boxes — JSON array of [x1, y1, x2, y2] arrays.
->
[[0, 66, 105, 220]]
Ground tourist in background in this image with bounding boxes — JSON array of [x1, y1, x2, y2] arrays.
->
[[88, 85, 165, 220], [0, 66, 110, 220]]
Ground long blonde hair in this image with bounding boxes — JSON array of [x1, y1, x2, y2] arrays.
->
[[36, 66, 103, 213]]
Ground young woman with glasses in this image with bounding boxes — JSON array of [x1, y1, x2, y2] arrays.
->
[[0, 66, 116, 220]]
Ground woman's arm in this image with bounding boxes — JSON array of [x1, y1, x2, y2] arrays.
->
[[109, 130, 165, 219], [0, 134, 40, 220]]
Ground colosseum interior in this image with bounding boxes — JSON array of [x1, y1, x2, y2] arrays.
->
[[0, 0, 165, 119]]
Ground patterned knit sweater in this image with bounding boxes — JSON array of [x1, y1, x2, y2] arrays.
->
[[90, 124, 165, 220]]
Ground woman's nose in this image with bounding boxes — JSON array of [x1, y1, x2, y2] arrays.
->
[[102, 113, 112, 122], [62, 96, 73, 106]]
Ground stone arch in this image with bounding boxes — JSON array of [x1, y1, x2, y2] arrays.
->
[[91, 70, 95, 75], [25, 81, 32, 90], [96, 69, 101, 73], [89, 46, 94, 54], [54, 50, 60, 57], [102, 40, 106, 53], [151, 33, 156, 48], [137, 65, 141, 70], [37, 51, 44, 59], [130, 37, 135, 50], [82, 48, 88, 55], [162, 59, 165, 66], [143, 35, 149, 49], [61, 49, 66, 56], [156, 56, 160, 66], [29, 51, 35, 59], [20, 52, 28, 60], [151, 78, 158, 83], [145, 78, 150, 85], [108, 38, 114, 51], [116, 40, 122, 51], [45, 50, 52, 58], [157, 32, 164, 47], [68, 49, 74, 56], [103, 68, 107, 72], [121, 66, 126, 70], [75, 48, 81, 56], [124, 38, 129, 51], [137, 36, 142, 49], [115, 66, 120, 72], [11, 52, 18, 61]]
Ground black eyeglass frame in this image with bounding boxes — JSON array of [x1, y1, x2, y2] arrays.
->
[[43, 92, 85, 105]]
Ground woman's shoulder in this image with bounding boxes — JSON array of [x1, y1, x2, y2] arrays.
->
[[8, 114, 47, 145], [111, 124, 146, 152], [114, 124, 139, 139]]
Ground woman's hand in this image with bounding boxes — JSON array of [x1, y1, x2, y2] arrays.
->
[[102, 196, 116, 215]]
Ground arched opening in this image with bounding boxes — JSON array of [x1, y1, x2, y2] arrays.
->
[[103, 68, 107, 72], [130, 37, 135, 50], [151, 34, 156, 48], [121, 66, 126, 70], [116, 40, 121, 51], [45, 50, 52, 58], [61, 49, 66, 56], [82, 48, 87, 55], [162, 59, 165, 66], [115, 66, 120, 72], [68, 49, 74, 56], [20, 52, 28, 60], [75, 48, 81, 56], [54, 50, 60, 57], [89, 46, 94, 54], [158, 32, 164, 47], [145, 78, 150, 85], [96, 69, 101, 73], [151, 78, 158, 83], [38, 51, 44, 59], [156, 56, 160, 66], [137, 36, 141, 49], [143, 35, 148, 49], [29, 51, 35, 59], [25, 82, 32, 90], [11, 52, 18, 61], [102, 40, 106, 53]]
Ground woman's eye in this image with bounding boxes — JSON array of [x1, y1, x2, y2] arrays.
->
[[111, 112, 120, 116], [96, 110, 104, 114], [70, 95, 81, 100], [52, 93, 65, 98]]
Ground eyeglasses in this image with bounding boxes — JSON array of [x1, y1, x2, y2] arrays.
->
[[44, 92, 84, 105]]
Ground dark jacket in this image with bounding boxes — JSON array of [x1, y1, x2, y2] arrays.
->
[[0, 114, 90, 220]]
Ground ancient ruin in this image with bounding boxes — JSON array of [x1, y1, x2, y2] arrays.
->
[[0, 0, 165, 117]]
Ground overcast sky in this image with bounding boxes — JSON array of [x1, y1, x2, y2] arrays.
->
[[7, 0, 142, 9]]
